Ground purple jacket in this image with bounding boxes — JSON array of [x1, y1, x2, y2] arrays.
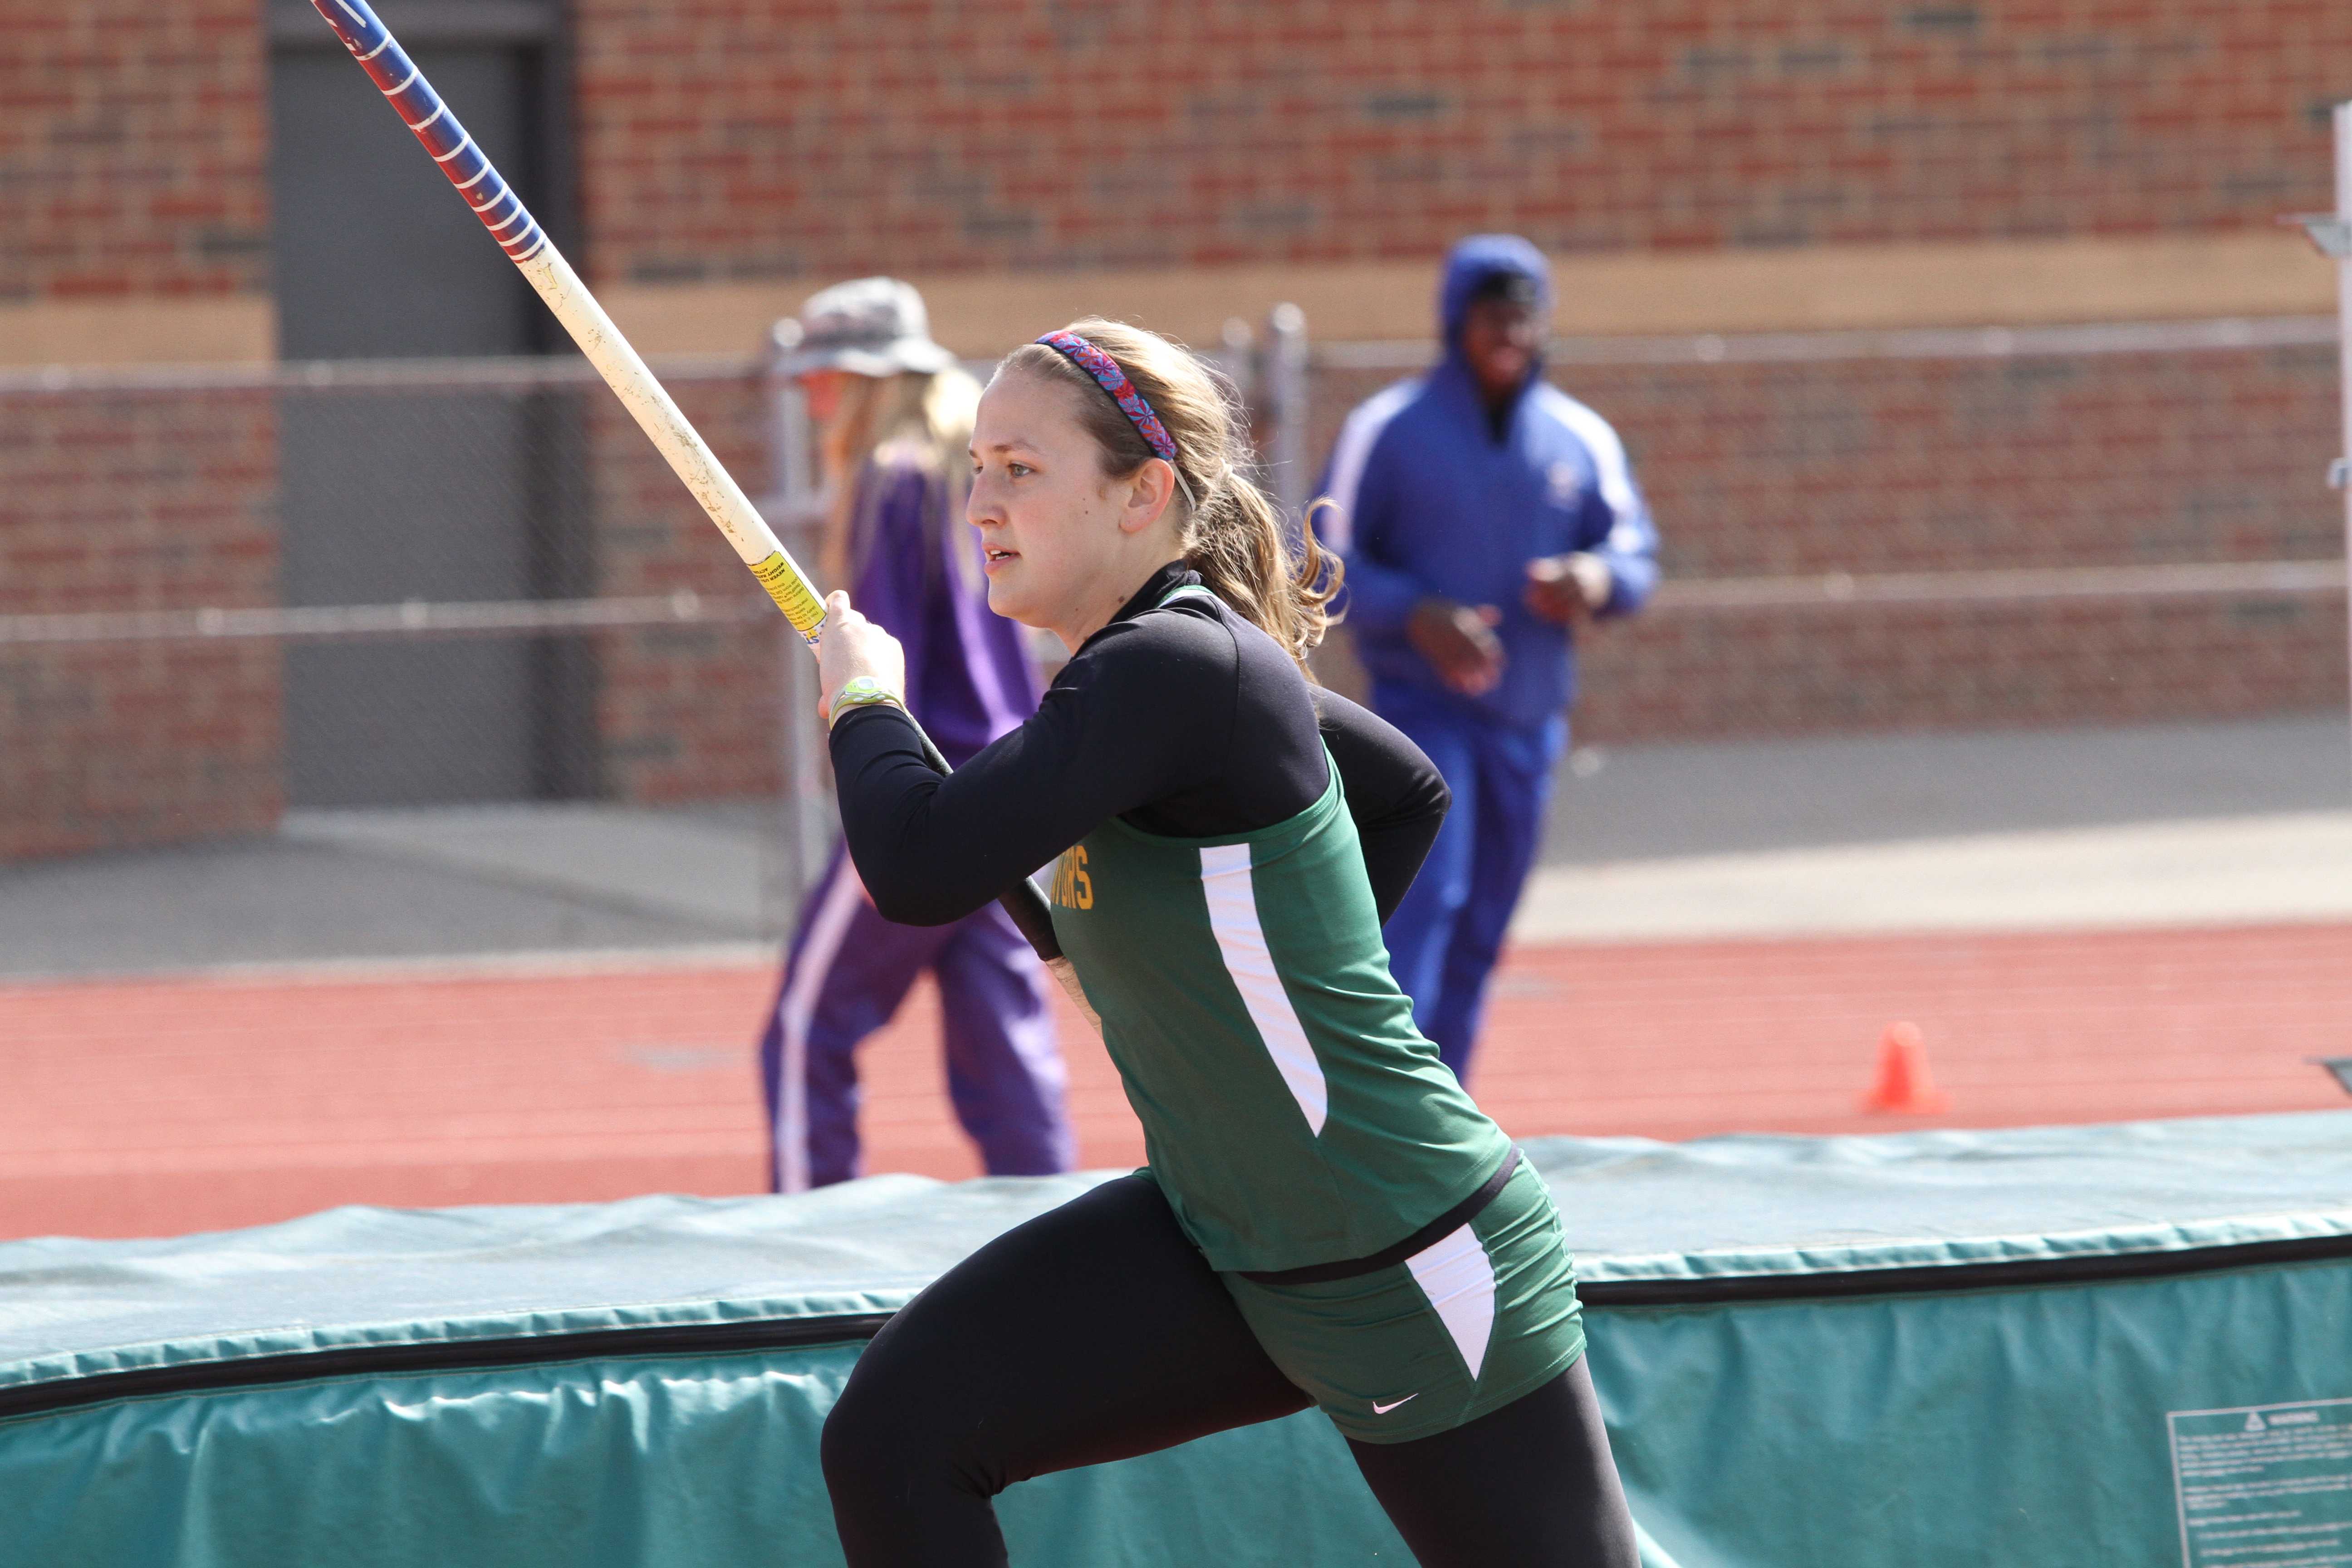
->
[[848, 450, 1039, 765]]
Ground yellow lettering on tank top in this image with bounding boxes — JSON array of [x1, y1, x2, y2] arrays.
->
[[1051, 845, 1093, 910]]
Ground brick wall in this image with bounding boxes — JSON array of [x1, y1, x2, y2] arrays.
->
[[0, 3, 276, 860], [6, 2, 2343, 300], [1312, 338, 2347, 740], [1314, 341, 2342, 578], [1573, 596, 2346, 741], [572, 0, 2352, 288], [0, 0, 269, 301], [0, 389, 281, 859]]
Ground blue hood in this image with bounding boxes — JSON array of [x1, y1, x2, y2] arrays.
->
[[1318, 231, 1659, 729], [1438, 234, 1553, 358]]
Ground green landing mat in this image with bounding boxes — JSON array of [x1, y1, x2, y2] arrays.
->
[[4, 1112, 2349, 1567]]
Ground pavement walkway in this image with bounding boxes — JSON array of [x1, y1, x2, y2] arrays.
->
[[2, 713, 2343, 977], [1515, 810, 2352, 941]]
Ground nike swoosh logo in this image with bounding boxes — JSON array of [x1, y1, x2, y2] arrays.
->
[[1372, 1394, 1420, 1415]]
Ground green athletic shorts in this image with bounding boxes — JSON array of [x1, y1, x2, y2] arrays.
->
[[1219, 1158, 1586, 1445]]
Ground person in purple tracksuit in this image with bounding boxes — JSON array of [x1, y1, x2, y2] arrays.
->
[[758, 278, 1075, 1191]]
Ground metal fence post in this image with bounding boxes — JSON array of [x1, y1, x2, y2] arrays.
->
[[758, 319, 831, 939], [1265, 303, 1309, 531], [1217, 315, 1256, 414], [2302, 102, 2352, 783], [2337, 102, 2352, 784]]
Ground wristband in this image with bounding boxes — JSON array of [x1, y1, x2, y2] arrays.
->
[[827, 675, 906, 730]]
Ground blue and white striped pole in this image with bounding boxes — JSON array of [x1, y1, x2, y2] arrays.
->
[[306, 0, 826, 646], [306, 0, 1073, 967]]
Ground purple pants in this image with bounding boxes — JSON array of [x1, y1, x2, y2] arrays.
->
[[758, 847, 1076, 1191]]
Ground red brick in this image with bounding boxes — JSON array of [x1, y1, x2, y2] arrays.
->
[[0, 387, 279, 859], [554, 0, 2352, 284]]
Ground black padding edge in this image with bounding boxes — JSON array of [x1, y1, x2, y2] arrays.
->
[[1578, 1230, 2352, 1308], [12, 1230, 2350, 1421], [0, 1312, 895, 1423]]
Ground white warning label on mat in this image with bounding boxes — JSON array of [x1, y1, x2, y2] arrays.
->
[[2171, 1396, 2352, 1567]]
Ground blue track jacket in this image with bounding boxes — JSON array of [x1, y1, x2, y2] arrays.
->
[[1318, 235, 1660, 730]]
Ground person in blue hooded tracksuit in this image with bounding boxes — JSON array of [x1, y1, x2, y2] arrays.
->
[[1316, 235, 1660, 1083]]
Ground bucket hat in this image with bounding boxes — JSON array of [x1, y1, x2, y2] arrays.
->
[[769, 277, 957, 379]]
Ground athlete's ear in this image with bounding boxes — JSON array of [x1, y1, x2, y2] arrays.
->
[[1117, 457, 1178, 536]]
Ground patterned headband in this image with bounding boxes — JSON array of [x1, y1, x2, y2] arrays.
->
[[1034, 330, 1179, 463]]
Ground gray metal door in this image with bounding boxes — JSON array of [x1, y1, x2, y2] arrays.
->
[[269, 2, 584, 807]]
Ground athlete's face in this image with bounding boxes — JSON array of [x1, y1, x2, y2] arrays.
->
[[796, 368, 850, 426], [969, 369, 1182, 651]]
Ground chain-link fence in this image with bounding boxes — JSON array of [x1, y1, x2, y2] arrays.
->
[[2, 314, 2347, 965], [1302, 316, 2349, 740]]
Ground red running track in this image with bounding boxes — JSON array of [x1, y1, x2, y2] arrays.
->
[[4, 923, 2347, 1240]]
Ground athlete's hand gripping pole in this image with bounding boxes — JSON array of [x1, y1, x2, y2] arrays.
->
[[305, 0, 1063, 962]]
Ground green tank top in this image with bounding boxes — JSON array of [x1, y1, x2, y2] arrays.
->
[[1048, 593, 1514, 1272]]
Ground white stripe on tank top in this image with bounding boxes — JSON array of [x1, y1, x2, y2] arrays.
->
[[1197, 842, 1329, 1136]]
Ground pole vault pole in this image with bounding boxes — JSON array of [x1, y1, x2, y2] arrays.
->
[[303, 0, 1065, 961]]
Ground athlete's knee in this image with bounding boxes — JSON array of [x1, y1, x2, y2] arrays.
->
[[822, 1352, 1004, 1515], [823, 1378, 971, 1514], [819, 1382, 913, 1512], [823, 1381, 1011, 1565]]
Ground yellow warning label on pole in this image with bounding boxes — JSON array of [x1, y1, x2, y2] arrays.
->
[[750, 551, 826, 642]]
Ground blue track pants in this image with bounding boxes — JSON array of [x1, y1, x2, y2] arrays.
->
[[758, 846, 1076, 1191], [1373, 686, 1565, 1083]]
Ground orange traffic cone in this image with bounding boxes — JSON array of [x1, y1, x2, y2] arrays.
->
[[1861, 1021, 1950, 1114]]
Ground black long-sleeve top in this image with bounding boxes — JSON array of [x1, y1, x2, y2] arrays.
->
[[830, 563, 1449, 927]]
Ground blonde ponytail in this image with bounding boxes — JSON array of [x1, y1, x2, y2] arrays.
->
[[816, 364, 982, 590]]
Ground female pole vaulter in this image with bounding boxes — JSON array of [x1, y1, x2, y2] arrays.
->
[[810, 318, 1640, 1567]]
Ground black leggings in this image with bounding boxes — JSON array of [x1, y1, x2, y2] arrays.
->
[[821, 1175, 1640, 1567]]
